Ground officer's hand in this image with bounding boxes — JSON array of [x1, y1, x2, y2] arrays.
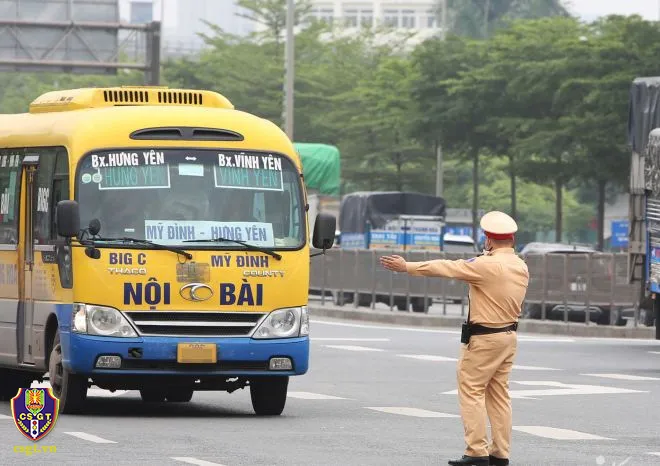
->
[[379, 255, 407, 273]]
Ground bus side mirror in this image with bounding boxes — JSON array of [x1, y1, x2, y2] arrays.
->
[[312, 213, 336, 251], [56, 200, 80, 238]]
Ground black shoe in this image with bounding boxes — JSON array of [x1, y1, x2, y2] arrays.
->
[[489, 456, 509, 466], [448, 456, 489, 466]]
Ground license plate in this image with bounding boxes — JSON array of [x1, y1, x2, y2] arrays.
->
[[177, 343, 217, 364]]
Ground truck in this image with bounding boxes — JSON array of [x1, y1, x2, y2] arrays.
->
[[627, 77, 660, 336], [328, 191, 479, 311]]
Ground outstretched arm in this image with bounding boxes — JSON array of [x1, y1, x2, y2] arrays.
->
[[379, 255, 485, 284]]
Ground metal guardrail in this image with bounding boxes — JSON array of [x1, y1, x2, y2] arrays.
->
[[309, 249, 651, 327]]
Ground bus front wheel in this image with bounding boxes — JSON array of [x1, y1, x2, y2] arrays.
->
[[48, 330, 88, 414], [250, 376, 288, 416]]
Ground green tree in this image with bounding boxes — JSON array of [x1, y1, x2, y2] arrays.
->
[[555, 15, 660, 249], [410, 35, 486, 241], [464, 16, 588, 241], [444, 0, 569, 39]]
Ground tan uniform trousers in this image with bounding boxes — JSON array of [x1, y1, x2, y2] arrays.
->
[[457, 330, 518, 458]]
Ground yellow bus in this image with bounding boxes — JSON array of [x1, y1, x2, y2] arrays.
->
[[0, 86, 336, 414]]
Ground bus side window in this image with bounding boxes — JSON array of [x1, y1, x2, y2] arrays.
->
[[33, 150, 56, 245], [0, 150, 22, 245], [50, 150, 69, 240]]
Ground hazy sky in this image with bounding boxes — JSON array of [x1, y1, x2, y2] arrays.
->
[[566, 0, 659, 21]]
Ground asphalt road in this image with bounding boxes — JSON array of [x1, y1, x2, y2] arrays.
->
[[2, 317, 660, 466]]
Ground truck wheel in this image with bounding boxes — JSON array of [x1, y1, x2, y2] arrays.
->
[[48, 329, 88, 414], [166, 389, 194, 402], [0, 369, 36, 401], [140, 389, 166, 402], [250, 376, 288, 416], [411, 297, 432, 313]]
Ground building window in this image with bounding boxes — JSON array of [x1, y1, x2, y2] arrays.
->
[[344, 9, 358, 28], [130, 1, 153, 24], [360, 9, 373, 27], [307, 7, 334, 25], [401, 10, 415, 28], [383, 9, 398, 27], [320, 8, 334, 24], [427, 10, 437, 28]]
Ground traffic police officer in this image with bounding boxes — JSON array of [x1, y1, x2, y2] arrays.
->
[[379, 211, 529, 466]]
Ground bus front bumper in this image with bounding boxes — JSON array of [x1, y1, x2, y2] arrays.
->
[[62, 331, 309, 377]]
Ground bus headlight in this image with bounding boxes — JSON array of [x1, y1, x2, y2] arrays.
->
[[252, 306, 307, 339], [72, 304, 138, 338]]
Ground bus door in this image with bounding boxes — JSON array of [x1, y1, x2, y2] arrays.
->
[[17, 154, 39, 365], [0, 151, 22, 366]]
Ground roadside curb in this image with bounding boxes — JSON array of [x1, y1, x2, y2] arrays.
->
[[308, 305, 656, 339]]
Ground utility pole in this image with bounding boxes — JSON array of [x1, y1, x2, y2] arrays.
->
[[435, 143, 443, 197], [284, 0, 295, 140], [436, 0, 448, 198], [441, 0, 447, 39], [484, 0, 490, 38]]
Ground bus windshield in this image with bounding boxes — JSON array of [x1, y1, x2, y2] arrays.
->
[[76, 148, 305, 249]]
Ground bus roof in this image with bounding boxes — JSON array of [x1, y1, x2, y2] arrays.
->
[[0, 86, 300, 169]]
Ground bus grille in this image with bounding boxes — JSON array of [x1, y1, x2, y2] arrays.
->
[[123, 311, 266, 337]]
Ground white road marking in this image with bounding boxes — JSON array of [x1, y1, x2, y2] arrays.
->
[[63, 432, 117, 444], [513, 426, 613, 440], [311, 319, 460, 335], [324, 345, 385, 352], [313, 338, 390, 342], [443, 381, 647, 399], [397, 354, 458, 362], [87, 389, 130, 397], [365, 407, 460, 418], [171, 458, 227, 466], [648, 351, 660, 355], [582, 373, 660, 381], [648, 452, 660, 456], [288, 391, 349, 400], [33, 381, 128, 397], [517, 337, 575, 343], [514, 365, 561, 371], [395, 356, 559, 370], [0, 414, 12, 420]]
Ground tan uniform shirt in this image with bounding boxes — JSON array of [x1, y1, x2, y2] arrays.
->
[[405, 248, 529, 326]]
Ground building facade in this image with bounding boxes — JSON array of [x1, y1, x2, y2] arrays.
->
[[118, 0, 256, 58], [118, 0, 442, 57]]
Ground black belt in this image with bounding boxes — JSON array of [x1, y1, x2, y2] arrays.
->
[[469, 323, 518, 335]]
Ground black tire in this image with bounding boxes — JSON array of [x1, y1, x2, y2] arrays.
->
[[48, 329, 88, 414], [165, 389, 194, 402], [394, 297, 407, 311], [140, 389, 166, 402], [357, 294, 372, 307], [0, 369, 36, 401], [522, 303, 542, 320], [411, 297, 432, 313], [250, 376, 288, 416]]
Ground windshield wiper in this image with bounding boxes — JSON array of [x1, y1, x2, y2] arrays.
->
[[182, 237, 282, 260], [82, 236, 193, 260]]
